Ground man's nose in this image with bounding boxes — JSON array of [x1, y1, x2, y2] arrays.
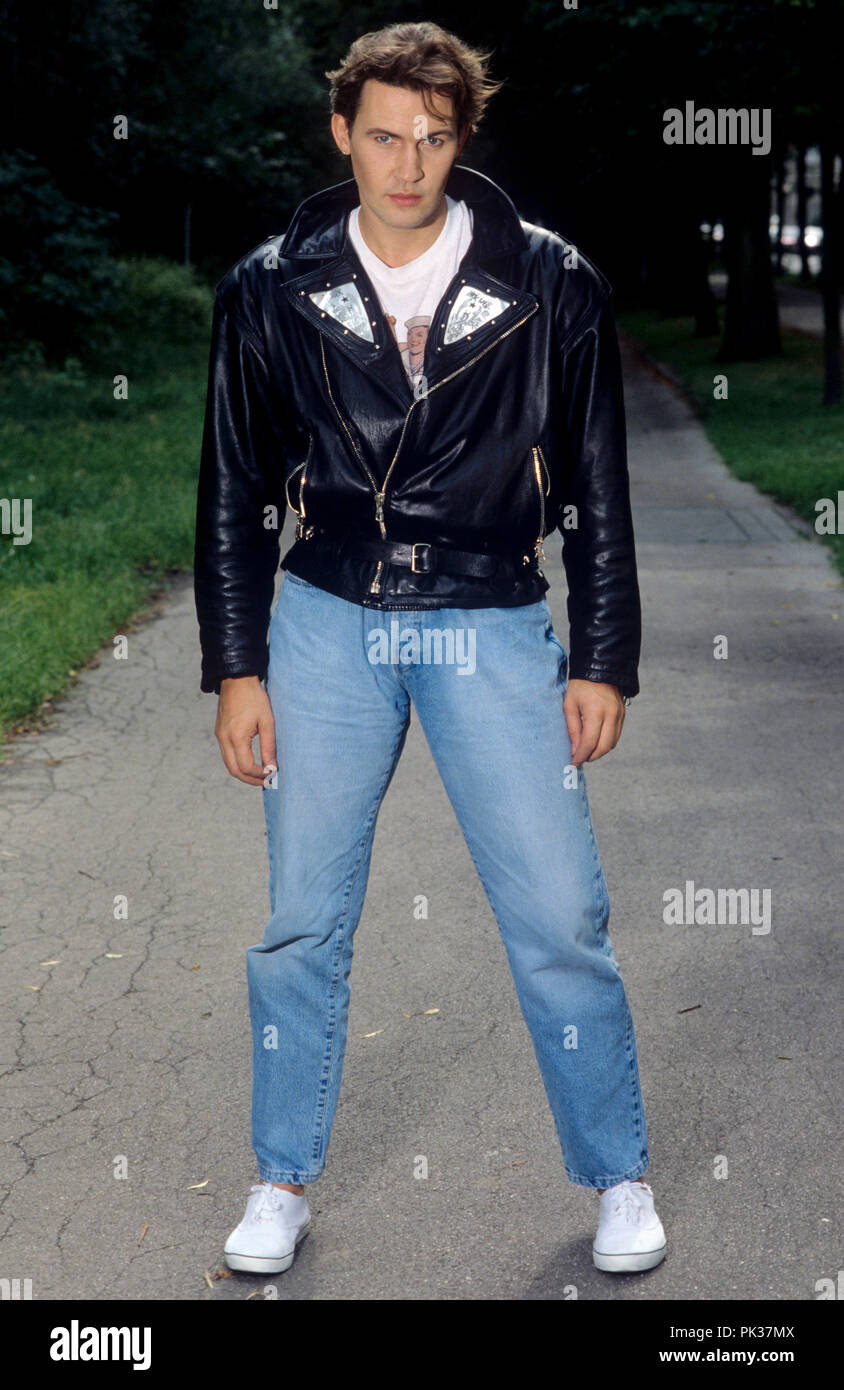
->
[[395, 141, 425, 183]]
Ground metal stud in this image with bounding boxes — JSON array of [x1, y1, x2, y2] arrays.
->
[[320, 312, 326, 317]]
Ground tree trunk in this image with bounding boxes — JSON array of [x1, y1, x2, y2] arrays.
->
[[773, 151, 786, 276], [693, 222, 720, 337], [718, 154, 781, 362], [796, 146, 812, 284], [820, 140, 841, 406]]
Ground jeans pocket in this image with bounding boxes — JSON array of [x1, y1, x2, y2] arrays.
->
[[283, 570, 314, 591], [544, 620, 569, 691]]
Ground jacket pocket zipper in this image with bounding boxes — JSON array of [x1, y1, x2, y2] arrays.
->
[[285, 436, 315, 539], [531, 444, 550, 564]]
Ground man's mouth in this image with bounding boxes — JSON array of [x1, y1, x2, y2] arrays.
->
[[388, 193, 423, 205]]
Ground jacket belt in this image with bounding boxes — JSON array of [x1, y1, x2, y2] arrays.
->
[[308, 526, 534, 579]]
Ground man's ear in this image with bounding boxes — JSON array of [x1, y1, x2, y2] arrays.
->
[[330, 112, 351, 156]]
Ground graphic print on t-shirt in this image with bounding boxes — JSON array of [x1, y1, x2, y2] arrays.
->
[[385, 313, 431, 385]]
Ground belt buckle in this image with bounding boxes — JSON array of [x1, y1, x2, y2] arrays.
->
[[410, 542, 433, 573]]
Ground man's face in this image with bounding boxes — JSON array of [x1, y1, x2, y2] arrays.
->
[[331, 79, 467, 231]]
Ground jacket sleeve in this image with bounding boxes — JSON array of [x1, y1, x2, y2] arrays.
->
[[194, 295, 287, 694], [556, 293, 642, 700]]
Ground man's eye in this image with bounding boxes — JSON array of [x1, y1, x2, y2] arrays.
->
[[374, 135, 392, 144], [425, 137, 444, 147]]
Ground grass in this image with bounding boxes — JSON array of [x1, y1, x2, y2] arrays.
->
[[0, 323, 212, 754], [618, 308, 844, 580]]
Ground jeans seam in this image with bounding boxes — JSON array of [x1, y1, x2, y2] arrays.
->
[[582, 790, 649, 1173], [309, 708, 410, 1167]]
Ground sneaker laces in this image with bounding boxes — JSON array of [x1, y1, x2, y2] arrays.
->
[[247, 1182, 287, 1222], [607, 1180, 650, 1223]]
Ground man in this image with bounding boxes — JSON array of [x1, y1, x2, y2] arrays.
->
[[194, 20, 666, 1279]]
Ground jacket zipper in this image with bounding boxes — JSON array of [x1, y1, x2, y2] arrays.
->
[[284, 436, 315, 539], [321, 304, 539, 595], [532, 443, 550, 564]]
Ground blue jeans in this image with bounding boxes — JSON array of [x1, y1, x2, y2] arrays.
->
[[247, 572, 649, 1189]]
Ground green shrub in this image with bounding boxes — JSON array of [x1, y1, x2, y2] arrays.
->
[[116, 257, 214, 344], [0, 150, 126, 363]]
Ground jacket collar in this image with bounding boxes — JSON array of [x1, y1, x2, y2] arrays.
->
[[278, 164, 538, 409], [279, 164, 529, 264]]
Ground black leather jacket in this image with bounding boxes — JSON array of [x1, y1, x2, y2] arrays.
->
[[194, 164, 641, 697]]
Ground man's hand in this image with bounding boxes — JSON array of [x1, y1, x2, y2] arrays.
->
[[564, 679, 626, 766], [215, 676, 277, 786]]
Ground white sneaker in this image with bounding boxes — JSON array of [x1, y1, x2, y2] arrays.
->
[[592, 1179, 666, 1272], [224, 1181, 312, 1274]]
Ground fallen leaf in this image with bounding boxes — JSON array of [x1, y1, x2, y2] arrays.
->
[[38, 960, 61, 966], [138, 1223, 149, 1246], [203, 1271, 214, 1290], [104, 953, 123, 959], [187, 1180, 209, 1190], [360, 1029, 384, 1039], [25, 984, 41, 991]]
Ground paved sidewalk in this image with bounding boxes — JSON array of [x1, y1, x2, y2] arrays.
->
[[0, 338, 841, 1300]]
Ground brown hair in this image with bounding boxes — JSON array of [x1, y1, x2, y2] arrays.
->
[[325, 21, 503, 140]]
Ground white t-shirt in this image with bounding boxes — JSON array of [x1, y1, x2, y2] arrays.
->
[[348, 195, 473, 387]]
